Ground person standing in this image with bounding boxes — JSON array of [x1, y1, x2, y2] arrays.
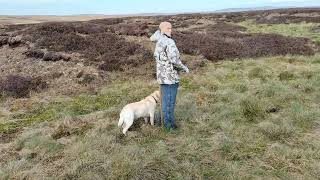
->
[[150, 21, 189, 130]]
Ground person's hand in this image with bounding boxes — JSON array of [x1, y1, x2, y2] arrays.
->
[[184, 66, 190, 73]]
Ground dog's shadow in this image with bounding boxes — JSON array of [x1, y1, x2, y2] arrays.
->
[[130, 112, 162, 131], [115, 118, 147, 144], [129, 118, 146, 131]]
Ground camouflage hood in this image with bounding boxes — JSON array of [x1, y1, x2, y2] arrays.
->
[[150, 30, 163, 43]]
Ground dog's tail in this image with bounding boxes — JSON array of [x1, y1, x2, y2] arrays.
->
[[118, 113, 124, 127]]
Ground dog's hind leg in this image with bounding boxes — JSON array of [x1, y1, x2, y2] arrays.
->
[[118, 118, 123, 127], [122, 115, 134, 135], [118, 112, 124, 127]]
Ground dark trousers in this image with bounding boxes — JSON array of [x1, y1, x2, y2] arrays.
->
[[160, 83, 179, 129]]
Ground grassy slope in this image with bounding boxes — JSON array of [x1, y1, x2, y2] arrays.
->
[[1, 54, 320, 179]]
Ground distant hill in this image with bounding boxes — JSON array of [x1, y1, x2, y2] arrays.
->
[[214, 6, 292, 13]]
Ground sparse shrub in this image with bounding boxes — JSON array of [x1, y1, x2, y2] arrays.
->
[[0, 36, 8, 46], [0, 75, 47, 98], [98, 55, 124, 71], [19, 22, 153, 71], [29, 22, 76, 36], [174, 31, 314, 61], [84, 33, 152, 71], [74, 22, 106, 34], [37, 32, 88, 52], [0, 75, 33, 98], [90, 18, 124, 26], [109, 22, 157, 37], [200, 22, 247, 32]]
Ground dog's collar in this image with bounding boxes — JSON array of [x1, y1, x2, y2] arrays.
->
[[151, 95, 158, 103]]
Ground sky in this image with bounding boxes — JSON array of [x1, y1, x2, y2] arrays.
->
[[0, 0, 319, 15]]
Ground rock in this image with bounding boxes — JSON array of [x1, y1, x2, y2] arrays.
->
[[43, 52, 71, 62], [43, 52, 61, 61], [8, 35, 23, 47], [24, 49, 45, 59], [57, 52, 71, 61]]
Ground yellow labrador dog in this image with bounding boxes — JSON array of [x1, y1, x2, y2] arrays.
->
[[118, 90, 160, 135]]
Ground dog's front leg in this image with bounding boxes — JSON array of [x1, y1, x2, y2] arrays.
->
[[144, 117, 149, 124], [150, 113, 154, 126]]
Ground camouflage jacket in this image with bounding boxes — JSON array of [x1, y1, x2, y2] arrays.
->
[[150, 30, 189, 84]]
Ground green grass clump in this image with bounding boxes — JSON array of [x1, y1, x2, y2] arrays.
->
[[240, 97, 266, 122]]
